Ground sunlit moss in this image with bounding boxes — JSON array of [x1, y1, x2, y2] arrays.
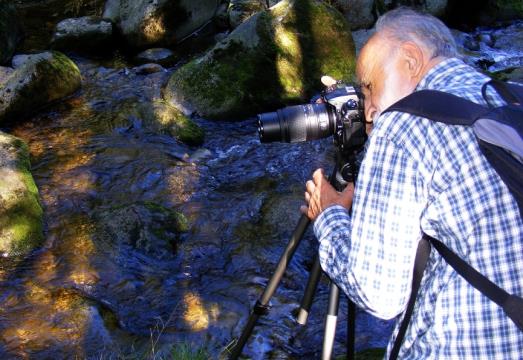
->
[[0, 133, 44, 256]]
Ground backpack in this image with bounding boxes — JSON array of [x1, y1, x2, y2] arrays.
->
[[382, 79, 523, 359]]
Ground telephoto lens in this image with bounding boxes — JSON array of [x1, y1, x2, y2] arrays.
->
[[257, 103, 335, 143]]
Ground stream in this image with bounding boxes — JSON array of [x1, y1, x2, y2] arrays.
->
[[0, 19, 522, 360]]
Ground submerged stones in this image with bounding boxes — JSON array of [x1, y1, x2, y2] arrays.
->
[[134, 48, 177, 67], [0, 51, 81, 123], [162, 0, 357, 120], [95, 202, 189, 260], [0, 131, 44, 256]]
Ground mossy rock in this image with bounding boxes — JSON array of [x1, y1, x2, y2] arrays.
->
[[0, 131, 44, 256], [163, 0, 356, 120], [0, 51, 81, 123], [114, 99, 205, 145]]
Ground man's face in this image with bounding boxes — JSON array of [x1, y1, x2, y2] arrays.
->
[[356, 34, 416, 128]]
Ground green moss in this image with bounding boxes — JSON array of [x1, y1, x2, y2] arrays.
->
[[143, 201, 189, 233], [0, 177, 44, 256], [172, 116, 205, 146]]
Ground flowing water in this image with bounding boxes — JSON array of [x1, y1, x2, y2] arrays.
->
[[0, 19, 522, 360]]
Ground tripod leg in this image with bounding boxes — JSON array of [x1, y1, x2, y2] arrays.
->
[[296, 255, 322, 325], [227, 214, 310, 359], [322, 282, 340, 360]]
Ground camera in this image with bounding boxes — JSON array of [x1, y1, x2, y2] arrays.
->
[[257, 84, 367, 182]]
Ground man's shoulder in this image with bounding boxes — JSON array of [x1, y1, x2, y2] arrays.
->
[[420, 58, 491, 104]]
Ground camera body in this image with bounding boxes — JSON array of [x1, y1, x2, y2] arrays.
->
[[257, 84, 367, 182]]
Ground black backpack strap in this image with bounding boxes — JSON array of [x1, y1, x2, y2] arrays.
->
[[383, 90, 488, 126], [391, 234, 523, 359], [389, 236, 431, 360]]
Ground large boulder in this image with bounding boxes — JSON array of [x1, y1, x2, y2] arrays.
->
[[103, 0, 220, 49], [163, 0, 357, 120], [0, 1, 22, 65], [50, 16, 114, 55], [0, 51, 81, 123], [0, 131, 44, 256]]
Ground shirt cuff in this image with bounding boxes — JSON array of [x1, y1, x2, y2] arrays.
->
[[313, 205, 350, 240]]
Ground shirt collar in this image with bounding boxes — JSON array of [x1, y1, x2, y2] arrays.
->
[[415, 57, 464, 91]]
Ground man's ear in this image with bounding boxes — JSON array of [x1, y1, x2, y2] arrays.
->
[[400, 41, 425, 79]]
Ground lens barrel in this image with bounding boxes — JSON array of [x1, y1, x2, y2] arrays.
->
[[257, 103, 334, 143]]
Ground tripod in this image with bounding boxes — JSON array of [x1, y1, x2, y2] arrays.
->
[[225, 151, 358, 360]]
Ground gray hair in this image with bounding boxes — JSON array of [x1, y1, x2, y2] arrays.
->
[[375, 7, 458, 59]]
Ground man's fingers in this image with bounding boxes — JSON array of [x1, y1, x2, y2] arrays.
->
[[306, 180, 315, 193], [312, 168, 325, 184], [304, 191, 311, 204]]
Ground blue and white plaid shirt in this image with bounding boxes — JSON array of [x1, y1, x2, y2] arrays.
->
[[314, 58, 523, 358]]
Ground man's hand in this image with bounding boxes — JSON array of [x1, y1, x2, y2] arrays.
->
[[300, 168, 354, 220]]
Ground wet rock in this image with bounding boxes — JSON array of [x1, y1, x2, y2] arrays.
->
[[463, 36, 481, 52], [134, 48, 177, 67], [95, 202, 188, 260], [133, 63, 165, 75], [114, 99, 205, 145], [11, 54, 32, 69], [228, 0, 279, 29], [163, 0, 357, 120], [103, 0, 220, 49], [0, 1, 22, 65], [0, 51, 81, 123], [50, 16, 114, 55], [0, 65, 13, 83], [0, 131, 44, 256]]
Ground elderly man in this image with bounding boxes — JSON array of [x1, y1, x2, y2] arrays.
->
[[301, 7, 523, 358]]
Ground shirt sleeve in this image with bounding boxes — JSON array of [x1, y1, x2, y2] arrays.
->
[[314, 131, 425, 320]]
